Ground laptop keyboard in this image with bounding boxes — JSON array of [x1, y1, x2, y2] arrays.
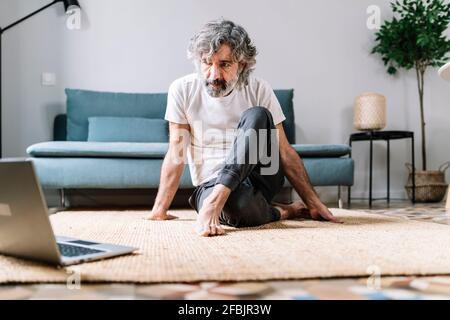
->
[[57, 243, 104, 257]]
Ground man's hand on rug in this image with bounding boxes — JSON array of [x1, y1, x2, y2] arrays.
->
[[308, 201, 343, 224], [143, 209, 178, 221]]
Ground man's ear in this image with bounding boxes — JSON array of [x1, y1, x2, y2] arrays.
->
[[239, 62, 247, 72]]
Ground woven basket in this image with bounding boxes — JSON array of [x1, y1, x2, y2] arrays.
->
[[405, 162, 450, 202], [354, 92, 386, 131]]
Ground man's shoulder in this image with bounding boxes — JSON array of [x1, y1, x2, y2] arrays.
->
[[243, 76, 275, 99], [170, 73, 201, 91], [246, 75, 272, 91]]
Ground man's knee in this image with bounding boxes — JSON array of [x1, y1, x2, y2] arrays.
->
[[240, 106, 274, 129], [221, 197, 268, 228]]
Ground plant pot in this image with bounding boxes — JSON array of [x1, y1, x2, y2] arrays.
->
[[405, 162, 450, 202]]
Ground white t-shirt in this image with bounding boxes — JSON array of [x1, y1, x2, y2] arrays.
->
[[165, 73, 286, 186]]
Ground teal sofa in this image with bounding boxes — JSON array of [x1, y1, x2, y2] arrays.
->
[[27, 89, 354, 206]]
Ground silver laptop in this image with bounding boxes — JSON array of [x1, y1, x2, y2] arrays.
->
[[0, 159, 138, 266]]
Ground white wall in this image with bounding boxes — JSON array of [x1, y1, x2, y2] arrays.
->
[[1, 0, 449, 201]]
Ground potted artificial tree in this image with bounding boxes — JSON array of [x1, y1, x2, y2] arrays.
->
[[372, 0, 450, 202]]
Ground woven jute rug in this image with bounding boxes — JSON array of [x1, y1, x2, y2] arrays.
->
[[1, 209, 450, 284]]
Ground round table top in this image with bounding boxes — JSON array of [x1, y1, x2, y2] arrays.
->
[[438, 62, 450, 81]]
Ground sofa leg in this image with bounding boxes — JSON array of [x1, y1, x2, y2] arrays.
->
[[338, 186, 343, 209], [60, 189, 67, 209]]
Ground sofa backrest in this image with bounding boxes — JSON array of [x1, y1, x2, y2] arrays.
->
[[59, 88, 295, 143]]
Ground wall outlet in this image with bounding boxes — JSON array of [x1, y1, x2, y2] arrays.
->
[[41, 73, 56, 86], [0, 203, 12, 217]]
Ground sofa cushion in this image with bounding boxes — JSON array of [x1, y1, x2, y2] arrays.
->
[[66, 89, 168, 141], [30, 157, 353, 189], [88, 117, 168, 143], [274, 90, 295, 144], [65, 88, 296, 143], [27, 141, 350, 159], [27, 142, 169, 159], [284, 157, 354, 186], [30, 158, 194, 189], [291, 144, 351, 157]]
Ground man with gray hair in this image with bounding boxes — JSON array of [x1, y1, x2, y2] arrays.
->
[[145, 19, 341, 236]]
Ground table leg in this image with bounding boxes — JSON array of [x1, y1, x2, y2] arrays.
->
[[387, 139, 390, 203], [369, 132, 373, 207], [412, 135, 416, 203], [348, 139, 352, 208]]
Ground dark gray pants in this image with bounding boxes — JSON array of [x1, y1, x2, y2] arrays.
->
[[188, 107, 286, 228]]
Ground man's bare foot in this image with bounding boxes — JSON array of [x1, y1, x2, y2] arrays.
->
[[195, 184, 231, 237], [196, 198, 226, 237], [272, 200, 310, 220]]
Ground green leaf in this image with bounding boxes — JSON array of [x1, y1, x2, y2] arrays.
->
[[387, 66, 398, 74]]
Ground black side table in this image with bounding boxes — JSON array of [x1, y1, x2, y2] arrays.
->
[[348, 130, 416, 207]]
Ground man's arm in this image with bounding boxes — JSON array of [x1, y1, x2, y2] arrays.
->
[[144, 122, 191, 220], [276, 124, 342, 223]]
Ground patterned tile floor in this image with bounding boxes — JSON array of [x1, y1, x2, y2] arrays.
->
[[1, 200, 450, 300]]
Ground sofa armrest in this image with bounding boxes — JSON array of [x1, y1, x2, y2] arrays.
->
[[54, 114, 67, 141]]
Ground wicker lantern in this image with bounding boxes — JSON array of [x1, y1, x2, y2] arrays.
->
[[354, 92, 386, 131]]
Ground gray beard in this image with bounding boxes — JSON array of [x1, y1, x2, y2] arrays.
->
[[204, 75, 239, 98]]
